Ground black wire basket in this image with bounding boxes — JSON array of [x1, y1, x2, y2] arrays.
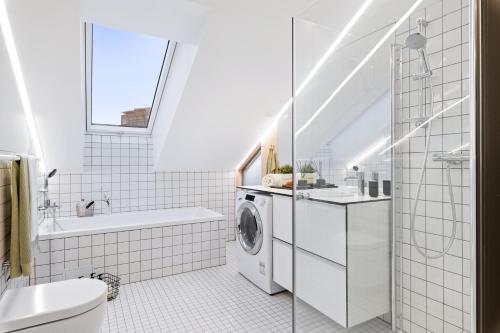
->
[[90, 272, 121, 301]]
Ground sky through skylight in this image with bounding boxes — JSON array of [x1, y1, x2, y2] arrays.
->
[[91, 24, 168, 127]]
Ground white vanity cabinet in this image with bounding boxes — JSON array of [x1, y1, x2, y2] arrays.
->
[[272, 195, 293, 243], [272, 195, 390, 328]]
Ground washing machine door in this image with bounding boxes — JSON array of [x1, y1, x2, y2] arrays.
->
[[237, 201, 263, 255]]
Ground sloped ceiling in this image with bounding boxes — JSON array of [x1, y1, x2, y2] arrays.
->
[[4, 0, 314, 172], [5, 0, 83, 171], [155, 0, 427, 170], [3, 0, 429, 172], [154, 0, 315, 170], [0, 29, 31, 155], [4, 0, 208, 172], [290, 0, 425, 160]]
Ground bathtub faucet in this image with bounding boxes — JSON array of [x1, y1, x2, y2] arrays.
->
[[101, 193, 111, 214], [38, 168, 60, 216]]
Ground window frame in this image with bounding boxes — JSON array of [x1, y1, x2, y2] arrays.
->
[[84, 23, 176, 135], [237, 144, 263, 186]]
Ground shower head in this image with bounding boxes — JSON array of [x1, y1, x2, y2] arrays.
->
[[405, 32, 432, 77], [43, 169, 57, 192], [47, 169, 57, 178], [405, 32, 427, 50]]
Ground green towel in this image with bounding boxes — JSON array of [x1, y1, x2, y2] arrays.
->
[[9, 159, 32, 278], [266, 146, 279, 174]]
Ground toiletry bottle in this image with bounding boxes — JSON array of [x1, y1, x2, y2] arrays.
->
[[76, 199, 86, 217]]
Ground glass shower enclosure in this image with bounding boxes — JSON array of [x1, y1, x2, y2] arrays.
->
[[290, 0, 475, 332]]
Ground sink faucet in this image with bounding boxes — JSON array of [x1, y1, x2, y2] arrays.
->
[[344, 166, 365, 195]]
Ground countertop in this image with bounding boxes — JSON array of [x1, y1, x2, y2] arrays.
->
[[237, 185, 391, 205]]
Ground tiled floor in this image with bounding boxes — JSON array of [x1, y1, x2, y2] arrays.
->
[[101, 242, 392, 333]]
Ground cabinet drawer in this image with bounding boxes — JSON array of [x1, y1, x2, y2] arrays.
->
[[272, 195, 292, 243], [296, 200, 346, 265], [296, 249, 347, 327], [272, 239, 292, 291]]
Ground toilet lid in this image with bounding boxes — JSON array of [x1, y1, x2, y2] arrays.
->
[[0, 278, 107, 332]]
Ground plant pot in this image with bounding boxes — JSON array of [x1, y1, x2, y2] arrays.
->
[[296, 172, 318, 185]]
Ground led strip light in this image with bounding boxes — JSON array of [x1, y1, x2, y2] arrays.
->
[[0, 1, 46, 171], [295, 0, 424, 136]]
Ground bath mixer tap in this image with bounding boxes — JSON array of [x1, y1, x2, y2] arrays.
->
[[101, 193, 111, 214], [38, 169, 60, 214]]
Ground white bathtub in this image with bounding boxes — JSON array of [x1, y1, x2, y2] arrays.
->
[[34, 207, 227, 285], [39, 207, 225, 240]]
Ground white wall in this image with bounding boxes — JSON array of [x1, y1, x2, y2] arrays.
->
[[152, 43, 200, 168], [155, 0, 315, 170], [327, 92, 390, 166], [0, 30, 31, 154], [5, 0, 83, 172]]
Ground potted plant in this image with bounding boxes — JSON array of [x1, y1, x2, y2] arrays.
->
[[279, 164, 293, 174], [297, 161, 318, 185], [278, 164, 293, 187]]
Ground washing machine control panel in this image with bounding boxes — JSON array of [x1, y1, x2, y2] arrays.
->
[[245, 194, 255, 201], [237, 191, 270, 207]]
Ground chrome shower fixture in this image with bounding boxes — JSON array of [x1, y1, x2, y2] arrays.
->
[[43, 169, 57, 192], [405, 18, 461, 259], [405, 27, 432, 78], [40, 168, 58, 211], [432, 152, 470, 165], [47, 168, 57, 178], [405, 18, 432, 127]]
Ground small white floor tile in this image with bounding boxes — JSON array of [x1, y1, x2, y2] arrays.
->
[[101, 242, 391, 333]]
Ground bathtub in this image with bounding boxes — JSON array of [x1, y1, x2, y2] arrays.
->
[[34, 207, 227, 285], [39, 207, 225, 239]]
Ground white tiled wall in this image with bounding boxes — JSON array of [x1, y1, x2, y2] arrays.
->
[[394, 1, 471, 332], [33, 219, 226, 285], [46, 134, 236, 241], [310, 145, 391, 188]]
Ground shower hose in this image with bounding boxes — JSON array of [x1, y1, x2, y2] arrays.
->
[[410, 78, 458, 259]]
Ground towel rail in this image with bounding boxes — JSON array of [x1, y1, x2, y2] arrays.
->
[[0, 153, 38, 161], [0, 154, 21, 161]]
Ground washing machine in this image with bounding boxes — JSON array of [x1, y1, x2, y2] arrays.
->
[[235, 190, 284, 295]]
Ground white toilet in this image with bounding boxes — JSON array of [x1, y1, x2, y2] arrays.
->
[[0, 278, 108, 333]]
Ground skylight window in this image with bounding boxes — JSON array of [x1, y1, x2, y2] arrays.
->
[[85, 23, 175, 134]]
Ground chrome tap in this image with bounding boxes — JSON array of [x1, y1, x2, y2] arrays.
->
[[344, 166, 365, 195], [38, 169, 60, 213], [101, 192, 111, 214], [37, 169, 61, 230]]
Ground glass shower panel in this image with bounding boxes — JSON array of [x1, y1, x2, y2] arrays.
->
[[292, 1, 395, 331], [291, 0, 474, 332]]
